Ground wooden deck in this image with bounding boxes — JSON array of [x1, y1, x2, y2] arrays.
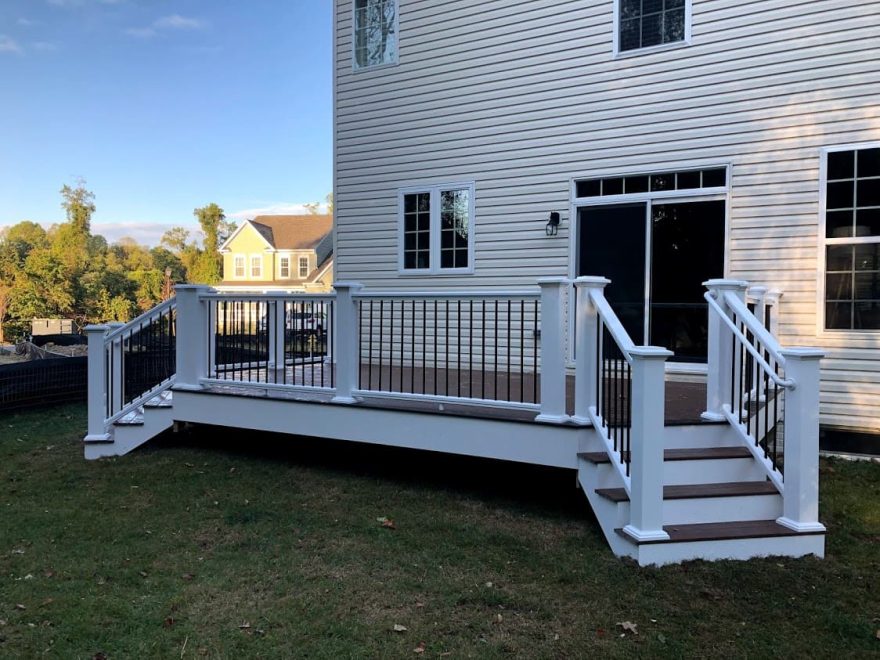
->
[[207, 362, 709, 426]]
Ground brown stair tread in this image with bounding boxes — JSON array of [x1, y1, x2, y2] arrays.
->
[[615, 520, 825, 545], [579, 446, 752, 464], [596, 481, 779, 503]]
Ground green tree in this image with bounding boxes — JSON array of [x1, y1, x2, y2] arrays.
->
[[326, 192, 334, 215], [192, 203, 227, 284], [60, 180, 96, 235]]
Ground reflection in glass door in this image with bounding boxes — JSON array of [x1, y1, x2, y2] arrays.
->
[[577, 200, 725, 361]]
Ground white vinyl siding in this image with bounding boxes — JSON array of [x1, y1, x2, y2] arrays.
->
[[334, 0, 880, 432]]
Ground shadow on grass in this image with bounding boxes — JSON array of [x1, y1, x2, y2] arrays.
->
[[147, 423, 592, 524]]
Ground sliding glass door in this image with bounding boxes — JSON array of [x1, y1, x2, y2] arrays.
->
[[577, 199, 725, 361]]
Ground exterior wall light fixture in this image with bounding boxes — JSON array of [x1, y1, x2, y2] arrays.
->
[[546, 212, 560, 236]]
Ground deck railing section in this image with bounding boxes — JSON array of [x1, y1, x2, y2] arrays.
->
[[84, 297, 177, 441], [704, 279, 825, 533], [199, 293, 334, 390], [572, 277, 672, 543], [351, 289, 541, 407]]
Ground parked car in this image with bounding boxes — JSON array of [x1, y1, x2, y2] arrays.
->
[[258, 310, 326, 337]]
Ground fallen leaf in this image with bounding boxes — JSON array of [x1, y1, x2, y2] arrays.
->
[[875, 629, 880, 641], [92, 654, 107, 660], [40, 598, 54, 607], [616, 621, 638, 635], [596, 628, 606, 638], [163, 617, 175, 628], [415, 601, 425, 608], [181, 573, 195, 581], [485, 581, 493, 588], [413, 641, 426, 654], [43, 570, 55, 579], [14, 604, 25, 611], [378, 517, 396, 530], [393, 624, 408, 633], [494, 614, 503, 624], [239, 623, 251, 629], [23, 574, 33, 580], [139, 571, 148, 578], [11, 549, 24, 555]]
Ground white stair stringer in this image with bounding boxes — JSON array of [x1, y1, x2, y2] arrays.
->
[[84, 393, 175, 460], [577, 423, 825, 566]]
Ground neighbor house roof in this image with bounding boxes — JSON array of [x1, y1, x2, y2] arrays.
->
[[248, 215, 333, 250]]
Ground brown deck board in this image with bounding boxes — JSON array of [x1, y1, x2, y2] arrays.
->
[[615, 520, 824, 545], [578, 446, 752, 464], [596, 480, 779, 503]]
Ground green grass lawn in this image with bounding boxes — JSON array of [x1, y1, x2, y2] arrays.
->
[[0, 405, 878, 658]]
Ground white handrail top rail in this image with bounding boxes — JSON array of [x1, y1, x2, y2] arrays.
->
[[353, 290, 539, 300], [105, 297, 176, 343], [704, 292, 794, 388], [721, 290, 788, 366], [199, 292, 337, 302], [588, 289, 636, 360]]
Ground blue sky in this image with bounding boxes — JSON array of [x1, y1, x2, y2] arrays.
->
[[0, 0, 332, 245]]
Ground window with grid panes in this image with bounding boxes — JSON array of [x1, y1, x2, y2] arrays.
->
[[401, 184, 473, 273], [824, 146, 880, 330], [353, 0, 397, 69], [619, 0, 687, 53]]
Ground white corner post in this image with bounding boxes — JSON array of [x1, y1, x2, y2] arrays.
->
[[536, 278, 570, 424], [331, 282, 363, 404], [702, 279, 749, 421], [174, 285, 212, 391], [777, 348, 827, 533], [84, 324, 111, 442], [572, 277, 610, 424], [623, 346, 673, 543], [267, 292, 287, 383]]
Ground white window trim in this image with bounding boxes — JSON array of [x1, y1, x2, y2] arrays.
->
[[351, 0, 400, 73], [250, 254, 263, 279], [612, 0, 693, 59], [298, 256, 310, 279], [233, 254, 246, 279], [398, 181, 476, 276], [566, 163, 731, 364], [817, 142, 880, 335], [279, 255, 291, 279]]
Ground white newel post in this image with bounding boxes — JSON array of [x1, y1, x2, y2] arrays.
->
[[106, 322, 125, 417], [572, 277, 610, 424], [267, 292, 287, 383], [174, 285, 211, 391], [331, 282, 363, 404], [623, 346, 673, 542], [84, 324, 111, 442], [536, 278, 570, 424], [777, 348, 827, 533], [702, 279, 749, 421]]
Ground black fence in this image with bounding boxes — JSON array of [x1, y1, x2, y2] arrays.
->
[[0, 357, 87, 412]]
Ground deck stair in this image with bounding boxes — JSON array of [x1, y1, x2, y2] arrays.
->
[[84, 391, 174, 460]]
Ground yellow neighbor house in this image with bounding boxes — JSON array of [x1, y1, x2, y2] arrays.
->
[[217, 215, 334, 293]]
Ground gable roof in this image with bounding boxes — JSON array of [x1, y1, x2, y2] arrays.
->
[[220, 214, 333, 252], [250, 215, 333, 251]]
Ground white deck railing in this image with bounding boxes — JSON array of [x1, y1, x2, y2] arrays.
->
[[704, 279, 825, 534]]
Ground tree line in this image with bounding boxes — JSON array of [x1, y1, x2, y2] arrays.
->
[[0, 182, 235, 342]]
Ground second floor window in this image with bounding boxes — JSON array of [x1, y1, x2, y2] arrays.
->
[[251, 255, 262, 279], [354, 0, 397, 70], [280, 256, 290, 278], [234, 255, 245, 278], [299, 256, 310, 278], [619, 0, 687, 53]]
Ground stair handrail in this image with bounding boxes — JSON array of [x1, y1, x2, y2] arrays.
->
[[573, 277, 671, 543], [104, 296, 176, 342]]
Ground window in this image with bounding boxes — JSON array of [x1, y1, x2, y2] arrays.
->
[[299, 256, 310, 278], [251, 255, 262, 279], [234, 255, 245, 278], [617, 0, 689, 54], [400, 183, 474, 274], [353, 0, 398, 70], [823, 145, 880, 330], [576, 167, 726, 198], [280, 256, 290, 279]]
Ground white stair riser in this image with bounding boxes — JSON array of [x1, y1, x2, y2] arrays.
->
[[635, 533, 825, 567], [662, 494, 783, 525], [663, 424, 741, 449], [663, 458, 765, 485], [84, 408, 174, 460], [577, 468, 637, 561]]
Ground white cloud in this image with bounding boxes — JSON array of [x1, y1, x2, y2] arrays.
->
[[92, 222, 183, 247], [0, 36, 23, 55], [154, 14, 204, 31], [228, 203, 331, 222], [125, 14, 206, 39]]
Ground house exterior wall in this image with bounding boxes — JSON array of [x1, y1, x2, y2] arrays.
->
[[222, 224, 275, 282], [333, 0, 880, 434]]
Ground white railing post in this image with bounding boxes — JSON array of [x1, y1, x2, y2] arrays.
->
[[267, 292, 287, 383], [106, 322, 125, 417], [572, 276, 610, 424], [777, 348, 827, 533], [84, 325, 111, 442], [623, 346, 673, 542], [174, 285, 212, 391], [331, 282, 363, 404], [702, 279, 749, 421], [536, 278, 570, 424]]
